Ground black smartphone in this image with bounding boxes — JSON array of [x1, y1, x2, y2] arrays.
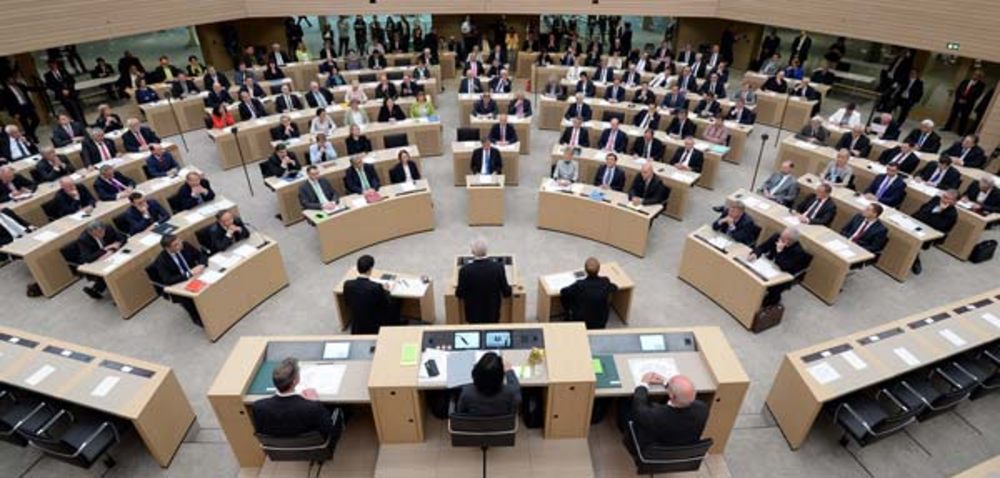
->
[[424, 359, 440, 377]]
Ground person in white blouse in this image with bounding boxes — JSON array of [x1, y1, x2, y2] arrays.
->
[[343, 99, 369, 127], [828, 103, 862, 128], [308, 132, 338, 164], [310, 109, 336, 136], [345, 79, 368, 104], [552, 148, 579, 185]]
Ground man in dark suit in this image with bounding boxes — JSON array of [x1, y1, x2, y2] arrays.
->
[[298, 166, 339, 210], [122, 192, 170, 234], [865, 163, 907, 208], [51, 177, 95, 218], [911, 190, 959, 274], [81, 129, 119, 167], [34, 147, 75, 183], [628, 164, 670, 206], [840, 204, 889, 253], [751, 227, 811, 277], [270, 116, 301, 141], [693, 93, 721, 118], [942, 135, 987, 169], [205, 210, 249, 254], [76, 220, 125, 299], [51, 114, 86, 147], [835, 125, 872, 158], [389, 153, 421, 184], [0, 208, 33, 259], [344, 255, 401, 334], [797, 117, 828, 144], [632, 104, 661, 131], [666, 109, 696, 138], [267, 43, 290, 67], [488, 114, 518, 145], [598, 118, 627, 153], [660, 85, 689, 111], [374, 75, 398, 99], [1, 126, 37, 163], [790, 31, 812, 62], [507, 92, 532, 117], [916, 156, 962, 191], [945, 70, 986, 133], [624, 374, 708, 451], [470, 137, 502, 176], [893, 69, 923, 124], [594, 153, 626, 192], [0, 165, 35, 204], [169, 73, 199, 98], [762, 71, 789, 93], [205, 83, 234, 108], [700, 73, 726, 97], [153, 234, 207, 326], [594, 60, 615, 83], [146, 144, 180, 178], [202, 66, 230, 91], [711, 201, 758, 246], [459, 71, 483, 94], [559, 257, 619, 329], [726, 98, 756, 125], [251, 358, 341, 439], [344, 156, 381, 195], [2, 77, 40, 143], [794, 183, 836, 227], [44, 60, 84, 121], [93, 165, 136, 201], [305, 82, 334, 108], [878, 141, 920, 174], [397, 74, 422, 97], [123, 118, 161, 153], [559, 117, 590, 148], [575, 72, 596, 97], [455, 238, 513, 323], [150, 56, 182, 83], [868, 112, 901, 141], [488, 70, 512, 94], [632, 129, 664, 162], [675, 67, 697, 92], [237, 91, 267, 121], [964, 178, 1000, 214], [669, 138, 704, 173], [274, 85, 303, 113], [564, 94, 593, 121], [603, 78, 626, 102], [902, 120, 941, 153]]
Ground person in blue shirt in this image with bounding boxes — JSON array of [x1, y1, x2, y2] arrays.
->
[[145, 144, 179, 178], [784, 58, 805, 80], [134, 78, 160, 104], [123, 192, 171, 234]]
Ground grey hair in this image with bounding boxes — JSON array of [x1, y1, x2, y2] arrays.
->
[[470, 237, 488, 257], [86, 221, 106, 233]]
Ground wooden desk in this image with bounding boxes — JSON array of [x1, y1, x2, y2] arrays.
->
[[208, 335, 377, 467], [797, 174, 945, 282], [766, 288, 1000, 449], [0, 173, 189, 298], [334, 267, 436, 328], [139, 93, 211, 136], [537, 262, 634, 323], [754, 90, 817, 130], [457, 93, 517, 126], [0, 326, 195, 467], [727, 189, 874, 305], [742, 72, 832, 102], [954, 455, 1000, 478], [302, 180, 434, 263], [264, 145, 420, 225], [164, 234, 288, 341], [444, 255, 526, 324], [76, 198, 238, 319], [678, 225, 795, 330], [451, 141, 519, 186], [369, 323, 594, 442], [551, 145, 699, 221], [776, 136, 839, 177], [469, 116, 531, 155], [531, 65, 596, 98], [588, 327, 749, 453], [466, 174, 505, 226], [536, 179, 662, 257]]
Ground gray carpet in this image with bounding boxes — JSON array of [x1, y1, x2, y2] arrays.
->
[[1, 77, 997, 478]]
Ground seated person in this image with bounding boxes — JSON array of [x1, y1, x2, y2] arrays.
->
[[51, 114, 86, 147], [902, 119, 942, 153], [758, 160, 798, 206], [34, 148, 75, 183], [456, 352, 521, 416], [666, 109, 696, 138], [310, 109, 336, 136], [308, 133, 337, 165], [507, 92, 532, 117], [964, 178, 1000, 214], [473, 92, 499, 117], [123, 118, 161, 153], [828, 102, 863, 128], [123, 192, 170, 234], [409, 91, 436, 119], [0, 165, 35, 203], [840, 204, 889, 253], [633, 104, 661, 131], [274, 84, 303, 113], [324, 65, 347, 87], [345, 125, 373, 155], [727, 98, 756, 125], [794, 183, 837, 226], [77, 220, 125, 299], [305, 81, 334, 108], [378, 98, 406, 122], [488, 114, 518, 145], [250, 358, 341, 439], [711, 201, 758, 245], [205, 210, 249, 253], [170, 73, 199, 98], [868, 112, 901, 141], [262, 144, 301, 178], [623, 374, 708, 450], [761, 71, 789, 93], [489, 70, 512, 93], [146, 144, 180, 178], [660, 85, 689, 111], [575, 72, 596, 97], [397, 74, 422, 97], [603, 78, 626, 102], [389, 150, 421, 184], [797, 116, 829, 144], [237, 91, 267, 121], [540, 74, 565, 98], [459, 71, 483, 94], [628, 163, 670, 206], [911, 189, 959, 274], [209, 103, 235, 130], [175, 171, 215, 211], [632, 83, 655, 105], [669, 138, 704, 173], [134, 79, 160, 104], [471, 137, 503, 175], [701, 113, 730, 146], [559, 257, 619, 329], [552, 148, 579, 184], [0, 208, 33, 258], [51, 177, 95, 218], [298, 165, 339, 211], [270, 115, 301, 141], [374, 74, 398, 100], [700, 72, 726, 97], [593, 153, 625, 192], [560, 116, 590, 148], [153, 234, 207, 325], [915, 155, 961, 190], [93, 164, 136, 201], [344, 255, 401, 334], [81, 128, 119, 167], [864, 163, 907, 208], [632, 129, 664, 162], [942, 134, 986, 168], [344, 156, 380, 194], [877, 141, 920, 174], [835, 125, 872, 158], [598, 118, 627, 153], [749, 227, 811, 305], [564, 93, 592, 121], [2, 125, 38, 161]]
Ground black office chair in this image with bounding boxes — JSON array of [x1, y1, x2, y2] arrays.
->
[[448, 412, 517, 478], [624, 421, 713, 476], [142, 165, 155, 180], [29, 169, 45, 184], [19, 408, 119, 470], [255, 409, 344, 478], [194, 225, 216, 255], [961, 345, 999, 400], [383, 133, 409, 149], [602, 111, 626, 123], [897, 364, 980, 421], [457, 127, 481, 142], [387, 71, 404, 81], [41, 199, 62, 221], [359, 73, 377, 83], [395, 58, 412, 67], [258, 161, 274, 180], [0, 392, 54, 447], [830, 387, 922, 447], [111, 213, 131, 235], [59, 243, 83, 274], [167, 192, 185, 213], [144, 263, 171, 300], [793, 254, 814, 285]]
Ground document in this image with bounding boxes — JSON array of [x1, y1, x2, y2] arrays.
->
[[706, 235, 731, 251], [938, 329, 966, 348], [392, 278, 428, 298], [322, 342, 350, 360], [196, 205, 218, 216], [209, 253, 240, 270], [215, 199, 236, 210], [782, 216, 802, 226], [446, 351, 477, 388], [748, 258, 782, 280], [295, 363, 346, 396], [628, 357, 678, 385], [199, 270, 224, 284], [981, 313, 1000, 329], [69, 211, 88, 221], [841, 351, 868, 371], [639, 334, 666, 352], [90, 376, 120, 398], [399, 182, 416, 193], [25, 364, 56, 386], [350, 198, 367, 209], [477, 174, 494, 185], [893, 347, 920, 367], [798, 141, 819, 150], [543, 272, 577, 292], [807, 362, 841, 385], [139, 234, 162, 246], [231, 244, 258, 259], [184, 212, 205, 224]]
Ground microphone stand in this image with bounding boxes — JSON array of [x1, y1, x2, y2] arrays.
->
[[231, 126, 254, 197], [751, 133, 770, 191], [163, 91, 190, 153], [774, 88, 792, 148]]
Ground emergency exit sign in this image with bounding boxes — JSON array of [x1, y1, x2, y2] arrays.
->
[[946, 42, 960, 51]]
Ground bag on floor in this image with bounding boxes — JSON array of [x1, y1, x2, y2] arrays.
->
[[751, 304, 784, 333], [970, 240, 996, 263]]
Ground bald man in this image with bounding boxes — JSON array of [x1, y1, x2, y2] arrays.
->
[[559, 257, 619, 329], [625, 373, 708, 451]]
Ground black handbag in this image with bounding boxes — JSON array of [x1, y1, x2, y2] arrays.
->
[[751, 304, 785, 333], [969, 240, 997, 263]]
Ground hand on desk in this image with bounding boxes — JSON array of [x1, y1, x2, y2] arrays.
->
[[301, 388, 319, 400], [641, 372, 666, 386]]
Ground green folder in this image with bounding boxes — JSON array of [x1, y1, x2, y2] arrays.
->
[[400, 343, 419, 366], [247, 361, 279, 395], [592, 355, 621, 389]]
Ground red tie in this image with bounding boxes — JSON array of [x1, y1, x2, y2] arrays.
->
[[851, 220, 870, 241], [99, 143, 111, 161], [570, 128, 579, 146], [137, 132, 148, 148], [964, 81, 974, 96], [607, 131, 616, 150]]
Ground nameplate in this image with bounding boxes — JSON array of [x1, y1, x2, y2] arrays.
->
[[801, 343, 853, 364], [0, 333, 39, 349], [42, 345, 94, 364], [394, 188, 427, 196], [857, 327, 904, 346], [100, 360, 156, 378], [907, 312, 951, 330], [953, 298, 994, 315]]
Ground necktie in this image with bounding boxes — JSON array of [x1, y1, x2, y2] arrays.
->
[[358, 167, 371, 190], [482, 150, 490, 174], [681, 150, 691, 165], [500, 126, 506, 142], [603, 167, 613, 186], [316, 92, 328, 108], [891, 153, 904, 165], [55, 71, 61, 82], [516, 103, 523, 116], [99, 143, 111, 161], [13, 140, 27, 158], [876, 176, 893, 198], [137, 131, 148, 148], [960, 148, 969, 160], [570, 128, 579, 146], [110, 177, 126, 191], [805, 198, 823, 219], [850, 220, 870, 241], [174, 252, 192, 277], [284, 95, 291, 108], [929, 169, 943, 185], [964, 81, 973, 96], [606, 131, 616, 150], [65, 125, 73, 137], [918, 134, 927, 148], [770, 175, 787, 195], [311, 180, 329, 203], [641, 114, 650, 130], [645, 142, 652, 158]]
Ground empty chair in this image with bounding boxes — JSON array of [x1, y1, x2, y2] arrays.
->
[[383, 133, 409, 149], [602, 111, 625, 123], [624, 420, 713, 476], [387, 71, 404, 81], [255, 409, 344, 477], [359, 73, 377, 83], [448, 412, 517, 478], [457, 127, 481, 142], [898, 364, 980, 421], [0, 392, 54, 447], [960, 345, 999, 400], [395, 58, 412, 67], [831, 387, 923, 447], [19, 408, 119, 470]]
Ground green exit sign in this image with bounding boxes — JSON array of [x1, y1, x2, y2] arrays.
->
[[946, 42, 960, 51]]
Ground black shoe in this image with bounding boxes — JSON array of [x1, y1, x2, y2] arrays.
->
[[712, 206, 724, 213], [911, 259, 922, 275], [83, 286, 103, 299]]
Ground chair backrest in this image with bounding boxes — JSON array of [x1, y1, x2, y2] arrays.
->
[[142, 165, 154, 180], [167, 192, 184, 212], [194, 225, 215, 254], [387, 71, 404, 81], [258, 161, 273, 179], [448, 413, 517, 448], [255, 431, 334, 462], [111, 213, 131, 235], [383, 133, 409, 149], [60, 243, 81, 268], [41, 199, 61, 221], [29, 168, 44, 184], [395, 58, 412, 67], [627, 421, 713, 475], [602, 111, 625, 123], [144, 263, 166, 296], [457, 127, 481, 142], [359, 73, 377, 83]]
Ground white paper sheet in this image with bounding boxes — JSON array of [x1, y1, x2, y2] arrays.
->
[[938, 329, 966, 348], [322, 342, 350, 360], [807, 362, 841, 385], [639, 335, 666, 352], [350, 198, 367, 209], [841, 351, 868, 371], [295, 363, 347, 395], [477, 174, 494, 185], [707, 235, 731, 250], [543, 272, 577, 292], [209, 253, 240, 269], [628, 358, 678, 385], [749, 258, 782, 280], [231, 244, 258, 259], [90, 376, 120, 397], [25, 364, 56, 386], [199, 270, 224, 284], [184, 212, 205, 224], [893, 347, 920, 367], [399, 182, 416, 192], [981, 313, 1000, 329], [139, 234, 161, 246]]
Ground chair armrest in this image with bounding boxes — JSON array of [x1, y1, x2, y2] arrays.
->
[[37, 409, 73, 436], [933, 367, 963, 389], [876, 388, 908, 413], [982, 349, 1000, 366], [627, 420, 647, 463], [951, 362, 979, 382], [13, 403, 50, 431], [833, 402, 874, 435], [71, 422, 119, 459]]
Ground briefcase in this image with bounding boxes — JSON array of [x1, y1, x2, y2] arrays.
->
[[751, 304, 784, 333], [969, 240, 997, 264]]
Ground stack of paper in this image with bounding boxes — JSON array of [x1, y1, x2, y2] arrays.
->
[[477, 174, 494, 185], [807, 362, 841, 384], [199, 270, 224, 284], [184, 212, 206, 224], [824, 239, 857, 259], [707, 235, 731, 250], [209, 253, 240, 269], [350, 198, 367, 209], [295, 363, 347, 395], [749, 258, 782, 280], [90, 376, 120, 397], [392, 278, 429, 298], [399, 182, 416, 193], [33, 230, 60, 243], [232, 244, 258, 259], [140, 234, 162, 246], [628, 358, 678, 385], [543, 272, 578, 292]]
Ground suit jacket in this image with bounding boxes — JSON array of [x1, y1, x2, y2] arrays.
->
[[0, 208, 30, 246], [270, 123, 301, 141], [593, 66, 615, 83], [903, 129, 941, 153], [878, 147, 920, 174], [153, 242, 207, 285], [205, 89, 234, 108], [598, 129, 627, 153], [51, 185, 96, 218], [913, 197, 958, 235], [344, 277, 398, 335], [262, 152, 301, 178], [964, 182, 1000, 214], [174, 179, 215, 211], [895, 79, 924, 106], [694, 99, 721, 117], [630, 386, 709, 450], [629, 175, 670, 206], [274, 94, 303, 113], [632, 110, 661, 131], [660, 92, 689, 111], [34, 156, 75, 183], [666, 118, 696, 138], [488, 77, 511, 94], [865, 174, 907, 208], [397, 81, 422, 97], [456, 370, 521, 416], [506, 99, 532, 117], [145, 152, 179, 178], [375, 82, 398, 100], [170, 80, 199, 98], [93, 172, 136, 201], [123, 127, 161, 152], [238, 99, 267, 121], [149, 65, 181, 84], [954, 79, 986, 106], [305, 89, 334, 108], [675, 74, 697, 92], [389, 162, 421, 184], [711, 211, 758, 246], [77, 227, 126, 264], [472, 100, 497, 117], [298, 178, 338, 210], [872, 119, 901, 141], [560, 276, 619, 329], [94, 114, 123, 133], [797, 124, 828, 143], [202, 72, 231, 90], [564, 103, 592, 121], [576, 80, 596, 97], [943, 143, 987, 169], [251, 395, 336, 439], [488, 123, 517, 144], [344, 164, 381, 194], [0, 174, 35, 203], [205, 218, 250, 253], [455, 258, 512, 323], [346, 136, 372, 155], [835, 134, 872, 158], [44, 69, 77, 100], [753, 234, 811, 276], [795, 194, 837, 227], [603, 85, 626, 102], [51, 122, 86, 147], [470, 147, 503, 174], [669, 148, 704, 173], [122, 200, 170, 234], [762, 77, 788, 93], [727, 107, 756, 125], [378, 105, 406, 122], [559, 127, 590, 147], [917, 163, 961, 190], [632, 137, 665, 161], [81, 138, 119, 167], [593, 165, 626, 191], [699, 81, 726, 97], [459, 78, 483, 94], [840, 215, 889, 253], [0, 135, 38, 161], [633, 89, 656, 105]]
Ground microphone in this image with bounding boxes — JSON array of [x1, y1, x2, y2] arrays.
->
[[761, 133, 770, 142]]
